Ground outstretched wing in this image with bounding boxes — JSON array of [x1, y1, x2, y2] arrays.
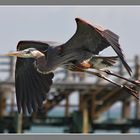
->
[[15, 41, 54, 114], [64, 18, 132, 75]]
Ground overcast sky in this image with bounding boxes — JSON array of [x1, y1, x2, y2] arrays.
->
[[0, 6, 140, 59]]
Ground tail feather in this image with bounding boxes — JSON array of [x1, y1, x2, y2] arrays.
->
[[101, 56, 118, 66], [91, 56, 118, 69]]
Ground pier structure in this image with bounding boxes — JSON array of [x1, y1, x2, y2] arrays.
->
[[0, 55, 140, 133]]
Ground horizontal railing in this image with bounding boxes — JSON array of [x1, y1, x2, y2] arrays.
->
[[0, 55, 139, 84]]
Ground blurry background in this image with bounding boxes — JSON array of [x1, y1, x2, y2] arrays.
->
[[0, 6, 140, 133]]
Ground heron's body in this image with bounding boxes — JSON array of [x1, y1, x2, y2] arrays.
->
[[28, 42, 117, 74], [4, 18, 140, 114]]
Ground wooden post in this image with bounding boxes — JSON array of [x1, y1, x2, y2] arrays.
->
[[9, 56, 15, 80], [134, 56, 139, 79], [134, 56, 140, 119], [82, 97, 89, 133], [121, 99, 130, 133], [10, 92, 15, 115], [0, 90, 6, 133], [91, 94, 96, 120], [16, 113, 23, 133], [122, 99, 131, 119], [0, 91, 6, 119], [90, 93, 96, 133], [0, 92, 3, 119], [65, 94, 69, 117]]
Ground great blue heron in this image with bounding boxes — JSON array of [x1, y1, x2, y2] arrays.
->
[[3, 18, 140, 114]]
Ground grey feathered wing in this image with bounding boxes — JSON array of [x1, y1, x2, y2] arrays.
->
[[15, 41, 54, 114], [64, 18, 132, 75]]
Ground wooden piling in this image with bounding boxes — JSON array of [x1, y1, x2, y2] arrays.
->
[[0, 90, 6, 119], [10, 92, 15, 115], [91, 93, 96, 120], [82, 97, 89, 133], [134, 56, 140, 119], [122, 99, 131, 119], [9, 56, 15, 80], [121, 99, 131, 133], [16, 113, 23, 133]]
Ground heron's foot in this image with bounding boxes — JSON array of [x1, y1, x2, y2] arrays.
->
[[122, 85, 139, 100]]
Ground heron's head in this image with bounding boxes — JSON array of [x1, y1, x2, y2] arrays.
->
[[3, 48, 45, 58]]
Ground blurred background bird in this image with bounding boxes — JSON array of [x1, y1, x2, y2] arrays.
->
[[3, 18, 140, 114]]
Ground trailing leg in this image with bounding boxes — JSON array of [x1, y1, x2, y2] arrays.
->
[[83, 69, 139, 100], [101, 69, 140, 87]]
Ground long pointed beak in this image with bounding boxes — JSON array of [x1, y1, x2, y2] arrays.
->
[[1, 51, 23, 57]]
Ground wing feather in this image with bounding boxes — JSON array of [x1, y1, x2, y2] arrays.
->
[[102, 30, 132, 75], [15, 41, 54, 114], [64, 18, 132, 75]]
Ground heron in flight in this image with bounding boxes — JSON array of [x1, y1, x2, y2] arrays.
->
[[3, 18, 140, 114]]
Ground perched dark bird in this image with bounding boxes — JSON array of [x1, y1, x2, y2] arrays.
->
[[3, 18, 140, 114]]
